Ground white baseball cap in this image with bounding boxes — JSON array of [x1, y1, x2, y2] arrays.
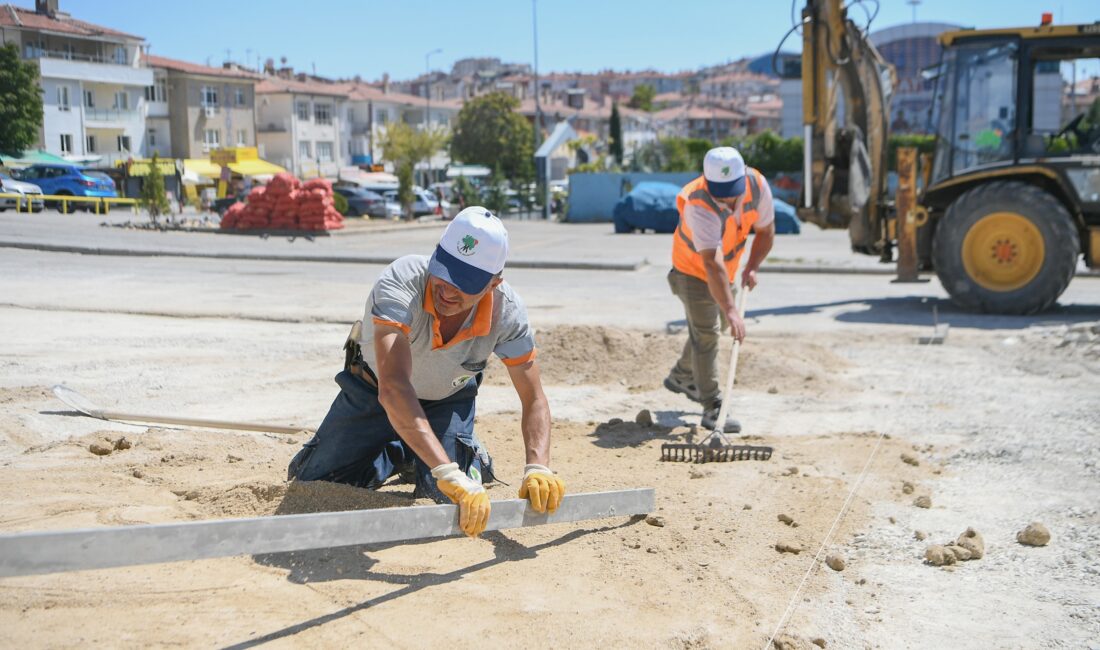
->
[[703, 147, 746, 198], [428, 206, 509, 294]]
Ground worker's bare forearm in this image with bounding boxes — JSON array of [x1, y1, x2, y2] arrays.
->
[[506, 360, 553, 467], [520, 393, 552, 466], [377, 382, 451, 468], [702, 253, 735, 312], [744, 226, 775, 274]]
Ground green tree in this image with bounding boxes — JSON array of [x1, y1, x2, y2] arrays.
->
[[450, 92, 534, 183], [139, 153, 170, 219], [0, 43, 44, 153], [627, 84, 656, 112], [609, 102, 624, 165], [396, 161, 415, 220], [381, 121, 448, 219]]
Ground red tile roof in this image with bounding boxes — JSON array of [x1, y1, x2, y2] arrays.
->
[[0, 4, 142, 40], [146, 55, 262, 80], [255, 77, 349, 98]]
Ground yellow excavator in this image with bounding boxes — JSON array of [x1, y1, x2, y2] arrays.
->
[[798, 0, 1100, 314]]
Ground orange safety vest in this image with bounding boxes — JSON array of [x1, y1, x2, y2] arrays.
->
[[672, 168, 765, 283]]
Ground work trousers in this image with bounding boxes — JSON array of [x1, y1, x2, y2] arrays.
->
[[667, 267, 736, 409], [287, 370, 493, 504]]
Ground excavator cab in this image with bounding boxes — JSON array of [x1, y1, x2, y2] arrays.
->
[[919, 23, 1100, 313]]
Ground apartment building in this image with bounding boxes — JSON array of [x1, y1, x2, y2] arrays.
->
[[0, 0, 152, 165], [145, 55, 261, 159], [338, 80, 460, 169], [255, 76, 346, 178]]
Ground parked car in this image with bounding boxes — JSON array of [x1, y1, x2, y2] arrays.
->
[[334, 186, 390, 218], [0, 172, 45, 212], [15, 163, 117, 213], [382, 187, 449, 216]]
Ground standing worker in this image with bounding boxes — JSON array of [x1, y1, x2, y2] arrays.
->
[[288, 207, 565, 537], [664, 147, 776, 432]]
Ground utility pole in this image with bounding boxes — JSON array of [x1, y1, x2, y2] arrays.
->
[[425, 48, 442, 188], [533, 0, 547, 219]]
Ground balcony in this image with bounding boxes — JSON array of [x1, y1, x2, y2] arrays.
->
[[351, 122, 372, 135], [39, 58, 152, 87], [85, 107, 141, 127], [258, 120, 288, 133]]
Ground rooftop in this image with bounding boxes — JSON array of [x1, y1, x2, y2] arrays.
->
[[147, 55, 262, 80], [0, 3, 142, 40]]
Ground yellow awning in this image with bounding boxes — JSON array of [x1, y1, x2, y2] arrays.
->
[[227, 159, 286, 177], [183, 158, 222, 178]]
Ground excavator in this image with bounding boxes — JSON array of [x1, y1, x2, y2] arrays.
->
[[798, 0, 1100, 314]]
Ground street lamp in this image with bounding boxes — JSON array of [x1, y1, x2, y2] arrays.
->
[[425, 48, 442, 189]]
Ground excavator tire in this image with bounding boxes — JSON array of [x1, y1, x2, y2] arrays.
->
[[932, 181, 1079, 315]]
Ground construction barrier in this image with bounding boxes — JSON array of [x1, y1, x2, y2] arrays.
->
[[0, 192, 137, 214]]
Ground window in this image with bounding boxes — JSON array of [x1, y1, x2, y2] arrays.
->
[[86, 135, 97, 153], [84, 90, 95, 108], [57, 86, 70, 111], [236, 129, 247, 146], [299, 141, 311, 159], [147, 129, 156, 148], [201, 85, 218, 108], [296, 101, 311, 121], [203, 129, 220, 151], [317, 141, 334, 162], [376, 108, 389, 124], [145, 79, 166, 103], [60, 134, 73, 154], [234, 87, 246, 106], [114, 91, 129, 110], [114, 46, 127, 65], [117, 135, 131, 152], [948, 42, 1017, 175], [315, 103, 332, 126]]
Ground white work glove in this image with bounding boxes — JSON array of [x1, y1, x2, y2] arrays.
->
[[431, 462, 490, 537], [518, 464, 566, 513]]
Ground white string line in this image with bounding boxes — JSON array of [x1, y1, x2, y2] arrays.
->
[[763, 321, 940, 649]]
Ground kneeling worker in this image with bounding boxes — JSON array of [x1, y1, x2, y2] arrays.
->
[[664, 147, 775, 432], [288, 207, 565, 537]]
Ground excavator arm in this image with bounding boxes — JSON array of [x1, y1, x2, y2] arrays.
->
[[799, 0, 895, 256]]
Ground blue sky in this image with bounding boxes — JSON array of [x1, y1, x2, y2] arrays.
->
[[13, 0, 1099, 80]]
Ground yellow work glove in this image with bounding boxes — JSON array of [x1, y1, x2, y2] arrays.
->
[[431, 462, 490, 538], [518, 464, 565, 513]]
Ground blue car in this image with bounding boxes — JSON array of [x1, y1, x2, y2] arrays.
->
[[16, 164, 117, 213]]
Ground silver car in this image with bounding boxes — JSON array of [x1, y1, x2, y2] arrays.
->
[[0, 172, 45, 212]]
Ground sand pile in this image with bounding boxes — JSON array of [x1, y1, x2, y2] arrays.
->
[[484, 325, 852, 393]]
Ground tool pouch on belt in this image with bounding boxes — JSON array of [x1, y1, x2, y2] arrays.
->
[[344, 320, 363, 372]]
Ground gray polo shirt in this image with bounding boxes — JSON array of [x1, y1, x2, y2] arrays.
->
[[358, 255, 536, 401]]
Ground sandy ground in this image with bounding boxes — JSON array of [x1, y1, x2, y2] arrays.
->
[[0, 253, 1098, 648]]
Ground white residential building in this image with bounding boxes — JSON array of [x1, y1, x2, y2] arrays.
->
[[0, 0, 152, 165], [255, 76, 347, 178], [337, 81, 460, 174]]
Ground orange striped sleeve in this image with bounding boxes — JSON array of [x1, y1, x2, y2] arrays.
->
[[501, 347, 537, 367], [372, 316, 411, 336]]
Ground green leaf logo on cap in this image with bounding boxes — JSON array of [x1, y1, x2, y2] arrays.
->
[[721, 165, 731, 177], [458, 234, 479, 256]]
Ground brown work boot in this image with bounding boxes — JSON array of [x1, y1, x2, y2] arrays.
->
[[664, 374, 702, 403]]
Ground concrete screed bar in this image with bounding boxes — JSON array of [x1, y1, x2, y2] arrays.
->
[[0, 489, 655, 578]]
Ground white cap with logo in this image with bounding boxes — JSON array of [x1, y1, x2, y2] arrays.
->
[[428, 206, 510, 294], [703, 146, 747, 198]]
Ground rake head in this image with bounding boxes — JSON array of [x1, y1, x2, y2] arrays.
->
[[660, 435, 774, 463]]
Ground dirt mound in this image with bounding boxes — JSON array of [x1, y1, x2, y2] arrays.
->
[[173, 481, 288, 518], [484, 325, 853, 393]]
